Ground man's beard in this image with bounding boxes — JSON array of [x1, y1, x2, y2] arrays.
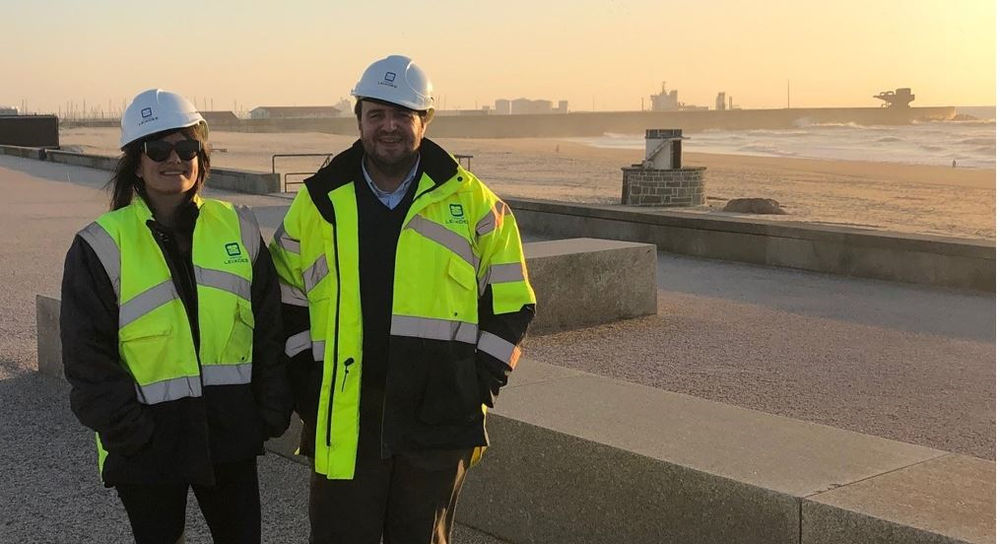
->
[[363, 135, 419, 177]]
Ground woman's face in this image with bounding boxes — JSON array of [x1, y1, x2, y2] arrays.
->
[[135, 131, 201, 200]]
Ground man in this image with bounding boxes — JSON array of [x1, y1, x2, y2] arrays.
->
[[269, 54, 536, 543]]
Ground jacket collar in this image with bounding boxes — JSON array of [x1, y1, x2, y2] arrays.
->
[[304, 137, 461, 223]]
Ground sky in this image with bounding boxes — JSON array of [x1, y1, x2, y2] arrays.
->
[[1, 0, 994, 115]]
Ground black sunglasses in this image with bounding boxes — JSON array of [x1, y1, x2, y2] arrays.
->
[[143, 139, 202, 162]]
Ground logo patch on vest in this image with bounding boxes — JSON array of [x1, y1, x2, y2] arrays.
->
[[447, 204, 467, 225], [224, 242, 249, 264]]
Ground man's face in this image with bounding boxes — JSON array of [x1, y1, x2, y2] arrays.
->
[[358, 100, 426, 173]]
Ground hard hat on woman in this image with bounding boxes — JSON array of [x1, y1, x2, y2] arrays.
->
[[119, 89, 205, 149]]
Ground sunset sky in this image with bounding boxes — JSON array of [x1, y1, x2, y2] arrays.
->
[[1, 0, 994, 115]]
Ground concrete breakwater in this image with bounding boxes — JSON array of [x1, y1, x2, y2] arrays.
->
[[61, 106, 957, 138], [0, 145, 280, 194]]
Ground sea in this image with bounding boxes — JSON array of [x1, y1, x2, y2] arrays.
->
[[572, 106, 996, 169]]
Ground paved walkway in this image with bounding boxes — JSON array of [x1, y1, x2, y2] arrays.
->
[[0, 154, 993, 541]]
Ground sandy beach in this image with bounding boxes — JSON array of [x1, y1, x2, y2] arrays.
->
[[60, 127, 996, 240]]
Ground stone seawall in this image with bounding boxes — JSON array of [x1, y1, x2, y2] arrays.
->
[[64, 106, 956, 138]]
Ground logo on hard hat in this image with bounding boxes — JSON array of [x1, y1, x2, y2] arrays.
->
[[141, 107, 153, 119], [378, 71, 399, 90]]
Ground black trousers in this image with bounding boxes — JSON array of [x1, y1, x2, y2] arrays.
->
[[114, 458, 261, 544], [308, 448, 473, 544]]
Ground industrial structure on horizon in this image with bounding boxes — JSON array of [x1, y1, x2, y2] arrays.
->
[[874, 88, 915, 108], [649, 83, 708, 112]]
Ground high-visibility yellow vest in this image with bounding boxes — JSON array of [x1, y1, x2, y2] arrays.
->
[[271, 157, 535, 480], [77, 196, 260, 473]]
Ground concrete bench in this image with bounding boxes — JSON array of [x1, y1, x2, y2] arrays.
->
[[460, 360, 993, 544], [523, 238, 656, 334]]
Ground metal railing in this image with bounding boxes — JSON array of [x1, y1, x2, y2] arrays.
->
[[454, 154, 473, 170], [272, 153, 333, 192]]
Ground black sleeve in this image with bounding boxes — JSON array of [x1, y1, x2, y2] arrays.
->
[[475, 285, 536, 407], [283, 299, 319, 427], [61, 235, 154, 455], [250, 236, 294, 438]]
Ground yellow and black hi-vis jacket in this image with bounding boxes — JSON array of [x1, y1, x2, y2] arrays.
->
[[270, 138, 536, 480], [61, 196, 292, 486]]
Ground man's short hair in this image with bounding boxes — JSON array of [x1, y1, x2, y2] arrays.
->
[[354, 98, 428, 121]]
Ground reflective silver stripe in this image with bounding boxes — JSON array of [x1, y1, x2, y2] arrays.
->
[[79, 222, 121, 298], [475, 201, 511, 237], [273, 223, 301, 254], [304, 255, 329, 294], [279, 280, 309, 307], [202, 363, 253, 386], [234, 205, 261, 262], [285, 330, 311, 357], [489, 263, 525, 283], [120, 280, 179, 328], [195, 267, 251, 301], [312, 341, 325, 362], [405, 215, 475, 268], [391, 315, 478, 344], [477, 331, 522, 368], [135, 375, 202, 405]]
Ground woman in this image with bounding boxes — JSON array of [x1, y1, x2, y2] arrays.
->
[[60, 89, 292, 544]]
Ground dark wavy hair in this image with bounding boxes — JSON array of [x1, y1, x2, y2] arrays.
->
[[107, 123, 211, 211]]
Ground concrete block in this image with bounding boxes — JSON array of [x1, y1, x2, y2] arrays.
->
[[45, 150, 119, 171], [36, 295, 63, 379], [459, 359, 948, 544], [0, 144, 45, 160], [802, 455, 995, 544], [463, 415, 800, 544], [507, 198, 995, 291], [524, 238, 656, 334], [21, 148, 280, 195], [209, 168, 281, 194], [267, 417, 309, 466]]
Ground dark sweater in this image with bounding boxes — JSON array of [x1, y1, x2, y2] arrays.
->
[[354, 170, 419, 456]]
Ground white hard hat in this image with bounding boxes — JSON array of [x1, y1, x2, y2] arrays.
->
[[351, 55, 434, 112], [119, 89, 205, 149]]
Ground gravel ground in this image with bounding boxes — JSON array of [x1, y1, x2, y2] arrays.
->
[[525, 253, 995, 459]]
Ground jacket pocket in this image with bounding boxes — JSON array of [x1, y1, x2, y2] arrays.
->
[[447, 255, 477, 291], [220, 303, 254, 363], [417, 354, 481, 426], [119, 325, 174, 369]]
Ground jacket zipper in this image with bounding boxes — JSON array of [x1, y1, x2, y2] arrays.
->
[[152, 224, 203, 383], [326, 208, 341, 448]]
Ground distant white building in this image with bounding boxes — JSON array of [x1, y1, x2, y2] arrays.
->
[[493, 98, 568, 115]]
